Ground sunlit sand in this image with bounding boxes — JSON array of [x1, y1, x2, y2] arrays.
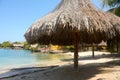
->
[[0, 51, 120, 80]]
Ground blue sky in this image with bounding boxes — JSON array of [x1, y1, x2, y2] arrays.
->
[[0, 0, 109, 43]]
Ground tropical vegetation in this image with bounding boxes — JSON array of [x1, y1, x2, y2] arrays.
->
[[0, 41, 41, 52], [0, 41, 13, 48], [102, 0, 120, 7], [101, 0, 120, 16], [23, 42, 31, 50]]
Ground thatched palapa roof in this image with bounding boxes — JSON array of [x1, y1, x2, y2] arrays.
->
[[106, 13, 120, 38], [25, 0, 120, 45]]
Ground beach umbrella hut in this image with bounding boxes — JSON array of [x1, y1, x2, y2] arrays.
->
[[25, 0, 120, 69]]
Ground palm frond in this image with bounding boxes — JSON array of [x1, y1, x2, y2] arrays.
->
[[102, 0, 120, 7], [108, 6, 120, 16]]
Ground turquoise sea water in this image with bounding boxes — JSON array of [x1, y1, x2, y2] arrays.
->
[[0, 49, 71, 69]]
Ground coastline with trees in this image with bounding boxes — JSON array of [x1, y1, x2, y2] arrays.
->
[[0, 41, 36, 51]]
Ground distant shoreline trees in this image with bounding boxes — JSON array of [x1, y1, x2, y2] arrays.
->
[[0, 41, 40, 51], [0, 41, 13, 48]]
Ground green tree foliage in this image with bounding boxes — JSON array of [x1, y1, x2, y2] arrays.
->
[[101, 0, 120, 16], [0, 41, 13, 48], [0, 43, 1, 47], [23, 42, 31, 50], [108, 6, 120, 16], [102, 0, 120, 7]]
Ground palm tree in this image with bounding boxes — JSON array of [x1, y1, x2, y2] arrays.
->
[[102, 0, 120, 7], [108, 7, 120, 17], [101, 0, 120, 16]]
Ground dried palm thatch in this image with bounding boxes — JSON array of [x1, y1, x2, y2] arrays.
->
[[106, 12, 120, 39], [25, 0, 120, 45]]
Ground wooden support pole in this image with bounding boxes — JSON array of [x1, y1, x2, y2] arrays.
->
[[92, 43, 95, 58], [74, 31, 79, 69], [116, 39, 119, 53]]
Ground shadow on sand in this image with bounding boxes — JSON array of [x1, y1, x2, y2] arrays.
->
[[0, 66, 58, 79], [43, 61, 120, 80], [0, 53, 120, 80]]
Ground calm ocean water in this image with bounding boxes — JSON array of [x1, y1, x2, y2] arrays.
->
[[0, 49, 70, 69]]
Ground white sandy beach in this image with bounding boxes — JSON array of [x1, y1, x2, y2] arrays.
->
[[0, 51, 120, 80]]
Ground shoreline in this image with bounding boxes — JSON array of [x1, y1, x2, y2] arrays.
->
[[0, 51, 120, 80], [0, 58, 71, 79]]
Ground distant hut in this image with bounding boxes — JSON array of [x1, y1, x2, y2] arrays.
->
[[25, 0, 120, 69], [13, 43, 24, 49], [98, 41, 107, 47]]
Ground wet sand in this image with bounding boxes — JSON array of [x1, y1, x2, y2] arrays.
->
[[0, 51, 120, 80]]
